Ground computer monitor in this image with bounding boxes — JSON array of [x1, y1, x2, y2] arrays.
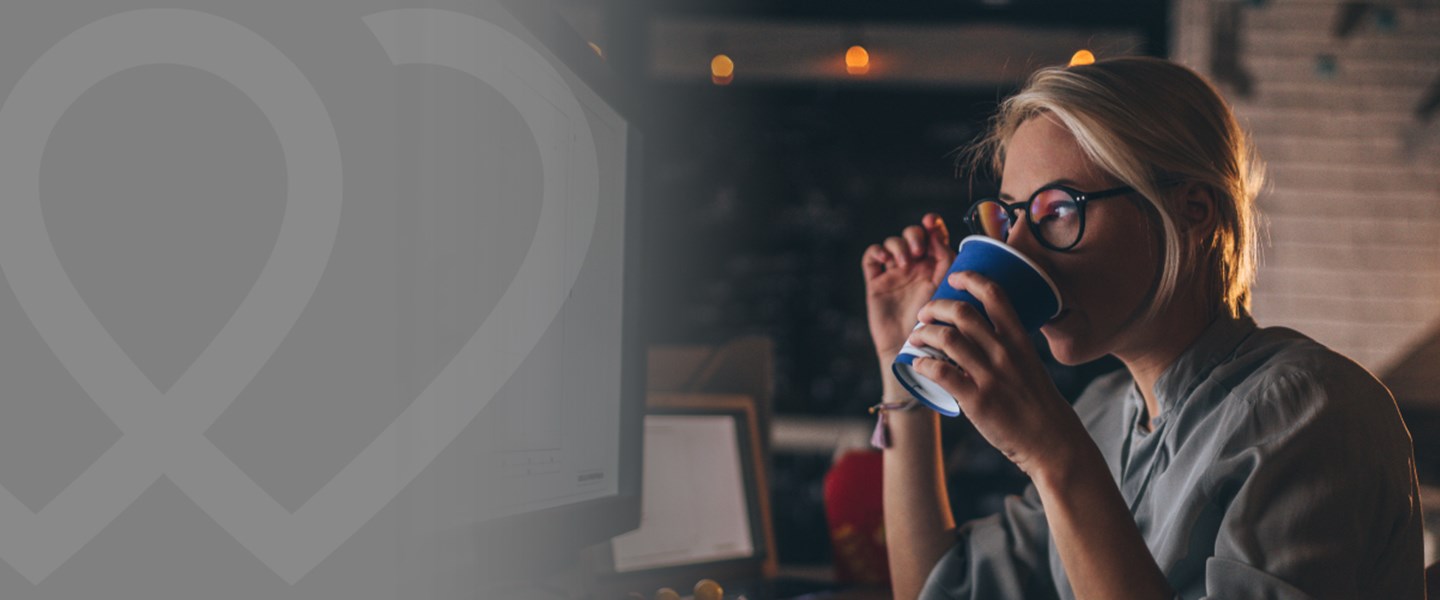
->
[[465, 0, 645, 585]]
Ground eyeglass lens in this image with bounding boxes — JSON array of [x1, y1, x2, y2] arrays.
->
[[970, 188, 1082, 249]]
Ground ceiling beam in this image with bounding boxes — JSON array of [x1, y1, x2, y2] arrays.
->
[[643, 0, 1166, 27]]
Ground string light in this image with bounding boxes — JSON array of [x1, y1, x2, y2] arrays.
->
[[1068, 49, 1096, 67], [846, 45, 870, 75], [711, 54, 734, 85]]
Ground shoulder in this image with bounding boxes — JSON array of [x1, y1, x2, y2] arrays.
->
[[1197, 326, 1424, 578], [1222, 325, 1397, 425], [1207, 323, 1412, 469]]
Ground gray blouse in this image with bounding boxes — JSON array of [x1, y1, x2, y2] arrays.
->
[[918, 313, 1425, 599]]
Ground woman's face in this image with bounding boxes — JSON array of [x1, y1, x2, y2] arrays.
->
[[997, 115, 1163, 365]]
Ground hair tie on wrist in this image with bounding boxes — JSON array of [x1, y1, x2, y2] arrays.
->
[[869, 397, 919, 449]]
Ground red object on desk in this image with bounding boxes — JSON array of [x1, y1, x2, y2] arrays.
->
[[823, 448, 891, 586]]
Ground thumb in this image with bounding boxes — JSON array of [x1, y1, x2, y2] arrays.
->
[[924, 214, 955, 285], [925, 214, 953, 258]]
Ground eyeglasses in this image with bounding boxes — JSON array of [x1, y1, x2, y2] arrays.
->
[[963, 183, 1137, 252]]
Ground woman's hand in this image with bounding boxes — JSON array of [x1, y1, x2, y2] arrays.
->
[[862, 213, 955, 364], [904, 270, 1088, 478]]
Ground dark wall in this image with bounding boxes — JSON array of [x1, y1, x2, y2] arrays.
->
[[643, 82, 1003, 415]]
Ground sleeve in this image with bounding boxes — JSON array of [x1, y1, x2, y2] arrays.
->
[[916, 482, 1058, 600], [1192, 369, 1425, 600]]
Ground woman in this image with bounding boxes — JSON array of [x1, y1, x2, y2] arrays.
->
[[861, 57, 1424, 599]]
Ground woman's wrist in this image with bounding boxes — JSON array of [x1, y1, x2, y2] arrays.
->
[[875, 344, 903, 367], [879, 374, 911, 402], [1029, 430, 1105, 494], [878, 389, 933, 426]]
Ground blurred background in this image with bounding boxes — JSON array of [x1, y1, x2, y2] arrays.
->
[[551, 0, 1440, 582]]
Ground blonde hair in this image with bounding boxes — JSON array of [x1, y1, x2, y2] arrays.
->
[[963, 56, 1265, 321]]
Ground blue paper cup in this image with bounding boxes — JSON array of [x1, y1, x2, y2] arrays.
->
[[891, 235, 1063, 417]]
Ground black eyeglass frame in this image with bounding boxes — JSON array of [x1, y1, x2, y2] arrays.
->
[[963, 183, 1138, 252]]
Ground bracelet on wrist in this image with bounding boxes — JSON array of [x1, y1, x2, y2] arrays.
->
[[869, 396, 920, 449]]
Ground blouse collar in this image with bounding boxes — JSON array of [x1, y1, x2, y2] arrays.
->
[[1137, 310, 1258, 424]]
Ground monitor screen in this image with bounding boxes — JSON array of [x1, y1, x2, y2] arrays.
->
[[477, 26, 635, 526], [446, 0, 646, 584]]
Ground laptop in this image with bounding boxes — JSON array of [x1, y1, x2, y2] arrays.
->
[[584, 394, 843, 600]]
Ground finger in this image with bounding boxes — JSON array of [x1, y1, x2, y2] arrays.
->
[[948, 271, 1028, 348], [908, 323, 991, 383], [867, 242, 898, 265], [911, 355, 977, 399], [883, 236, 911, 268], [916, 298, 1005, 360], [902, 225, 927, 258], [862, 244, 888, 279]]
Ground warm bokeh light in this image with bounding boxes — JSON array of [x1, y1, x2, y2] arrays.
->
[[587, 41, 604, 59], [711, 53, 734, 85], [1068, 49, 1096, 67], [845, 45, 870, 75]]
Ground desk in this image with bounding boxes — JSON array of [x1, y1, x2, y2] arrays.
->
[[769, 564, 889, 600]]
